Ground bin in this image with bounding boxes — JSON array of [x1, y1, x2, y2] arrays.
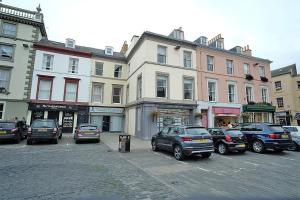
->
[[119, 135, 131, 153]]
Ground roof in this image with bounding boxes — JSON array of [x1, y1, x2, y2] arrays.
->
[[36, 39, 126, 61], [271, 64, 297, 77]]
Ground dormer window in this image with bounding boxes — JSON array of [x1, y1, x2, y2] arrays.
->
[[216, 41, 223, 49], [105, 46, 113, 55], [65, 38, 75, 48]]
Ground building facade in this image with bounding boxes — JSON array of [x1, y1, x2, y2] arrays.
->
[[28, 39, 91, 133], [0, 3, 46, 120], [195, 34, 274, 128], [125, 29, 198, 139], [271, 64, 300, 125]]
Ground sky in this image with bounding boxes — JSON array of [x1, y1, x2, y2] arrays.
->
[[5, 0, 300, 70]]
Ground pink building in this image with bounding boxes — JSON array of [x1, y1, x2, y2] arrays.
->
[[195, 35, 274, 128]]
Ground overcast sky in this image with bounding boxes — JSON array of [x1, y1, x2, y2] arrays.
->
[[6, 0, 300, 70]]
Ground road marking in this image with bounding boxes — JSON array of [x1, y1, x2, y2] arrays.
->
[[216, 155, 233, 160], [0, 145, 26, 149], [244, 161, 260, 166], [179, 161, 188, 165], [197, 167, 210, 172], [279, 157, 295, 161]]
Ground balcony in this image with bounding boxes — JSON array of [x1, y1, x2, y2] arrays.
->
[[0, 3, 43, 23]]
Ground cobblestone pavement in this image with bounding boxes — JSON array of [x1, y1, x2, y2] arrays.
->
[[1, 135, 300, 200]]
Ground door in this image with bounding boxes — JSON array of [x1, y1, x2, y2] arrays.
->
[[90, 115, 103, 131], [102, 116, 110, 132], [48, 111, 59, 121], [31, 111, 44, 122], [62, 112, 74, 133], [110, 116, 123, 132]]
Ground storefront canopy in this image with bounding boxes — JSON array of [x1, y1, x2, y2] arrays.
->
[[243, 103, 276, 113]]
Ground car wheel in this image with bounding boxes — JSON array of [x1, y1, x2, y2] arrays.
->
[[174, 145, 185, 160], [53, 138, 58, 144], [238, 149, 246, 153], [218, 143, 228, 155], [252, 140, 265, 153], [27, 139, 32, 145], [151, 140, 159, 152], [201, 152, 212, 158], [58, 134, 62, 139], [75, 140, 79, 144], [15, 134, 21, 144], [96, 139, 100, 143]]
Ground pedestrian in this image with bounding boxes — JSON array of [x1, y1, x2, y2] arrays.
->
[[227, 122, 233, 129]]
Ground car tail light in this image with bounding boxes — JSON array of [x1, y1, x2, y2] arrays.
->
[[225, 135, 232, 142], [11, 128, 18, 132], [268, 133, 280, 139], [53, 128, 57, 133], [76, 129, 81, 134], [182, 137, 193, 141]]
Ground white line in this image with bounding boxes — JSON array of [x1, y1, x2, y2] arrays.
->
[[0, 145, 26, 149], [217, 155, 233, 160], [197, 167, 211, 172], [179, 161, 188, 165], [279, 157, 295, 161], [244, 161, 260, 166]]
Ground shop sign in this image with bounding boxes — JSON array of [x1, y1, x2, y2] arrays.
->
[[29, 103, 77, 111], [89, 107, 124, 114], [275, 112, 287, 117]]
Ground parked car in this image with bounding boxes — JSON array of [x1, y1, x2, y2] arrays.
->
[[0, 120, 28, 143], [240, 123, 293, 153], [208, 128, 247, 154], [27, 119, 62, 145], [151, 125, 214, 160], [283, 126, 300, 151], [74, 124, 101, 143]]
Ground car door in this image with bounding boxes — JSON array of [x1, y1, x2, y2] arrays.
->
[[156, 127, 170, 150], [241, 124, 256, 142], [165, 127, 178, 151]]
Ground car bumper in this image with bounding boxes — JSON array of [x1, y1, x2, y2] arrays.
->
[[264, 142, 294, 150], [76, 136, 100, 141], [0, 134, 17, 140], [28, 134, 57, 140], [227, 143, 247, 151], [182, 146, 214, 156]]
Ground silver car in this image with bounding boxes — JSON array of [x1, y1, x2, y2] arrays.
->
[[283, 126, 300, 151], [74, 124, 101, 144]]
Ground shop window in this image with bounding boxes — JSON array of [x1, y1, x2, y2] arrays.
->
[[277, 97, 284, 108], [183, 78, 194, 100], [156, 74, 168, 98], [0, 103, 4, 119], [137, 75, 142, 99], [68, 58, 79, 74], [208, 81, 216, 102], [114, 65, 122, 78], [42, 54, 54, 70], [92, 83, 103, 103], [37, 76, 53, 100], [112, 85, 122, 104]]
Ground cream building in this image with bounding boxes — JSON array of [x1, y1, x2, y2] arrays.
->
[[0, 3, 47, 120], [271, 64, 300, 125], [125, 28, 198, 139]]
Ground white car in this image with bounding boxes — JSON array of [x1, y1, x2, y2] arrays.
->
[[283, 126, 300, 151]]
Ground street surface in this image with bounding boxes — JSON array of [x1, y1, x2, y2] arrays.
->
[[0, 135, 300, 200]]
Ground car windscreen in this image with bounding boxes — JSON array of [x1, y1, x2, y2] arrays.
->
[[0, 122, 15, 129], [186, 128, 209, 135], [269, 125, 284, 133], [80, 125, 97, 130], [284, 127, 298, 132], [225, 130, 243, 136], [32, 120, 55, 128]]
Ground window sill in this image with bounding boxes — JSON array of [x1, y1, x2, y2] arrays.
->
[[0, 57, 14, 62], [0, 91, 10, 95]]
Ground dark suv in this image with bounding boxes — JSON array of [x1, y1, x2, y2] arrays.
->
[[208, 128, 247, 154], [240, 123, 293, 153], [151, 125, 214, 160], [0, 120, 27, 143]]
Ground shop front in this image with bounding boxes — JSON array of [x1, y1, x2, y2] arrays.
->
[[89, 107, 124, 132], [242, 103, 275, 123], [27, 103, 86, 133], [275, 111, 291, 125], [213, 106, 240, 128]]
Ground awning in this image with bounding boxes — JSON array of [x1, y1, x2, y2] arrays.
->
[[212, 106, 240, 115], [295, 113, 300, 120], [243, 103, 275, 113]]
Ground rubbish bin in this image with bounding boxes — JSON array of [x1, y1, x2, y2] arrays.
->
[[119, 135, 131, 153]]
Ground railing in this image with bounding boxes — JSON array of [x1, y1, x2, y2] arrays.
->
[[0, 3, 43, 22]]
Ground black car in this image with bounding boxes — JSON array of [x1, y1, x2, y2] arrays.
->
[[27, 119, 62, 145], [208, 128, 247, 154], [0, 120, 28, 143], [151, 125, 214, 160]]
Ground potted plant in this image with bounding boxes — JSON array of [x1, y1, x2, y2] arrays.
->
[[245, 74, 254, 81], [248, 101, 256, 105], [260, 76, 268, 82]]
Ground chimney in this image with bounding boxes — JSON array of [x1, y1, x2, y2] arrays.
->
[[243, 45, 252, 56], [120, 41, 128, 54]]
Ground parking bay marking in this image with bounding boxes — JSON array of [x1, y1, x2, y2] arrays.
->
[[244, 161, 260, 166]]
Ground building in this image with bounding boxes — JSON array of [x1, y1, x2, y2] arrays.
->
[[28, 39, 91, 133], [0, 3, 47, 120], [271, 64, 300, 125], [125, 28, 198, 139], [195, 34, 274, 127], [89, 44, 128, 132]]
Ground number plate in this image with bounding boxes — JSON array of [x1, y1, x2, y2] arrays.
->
[[236, 144, 246, 148], [83, 131, 95, 134], [195, 139, 209, 143], [38, 128, 48, 132], [281, 134, 289, 139], [0, 130, 6, 135]]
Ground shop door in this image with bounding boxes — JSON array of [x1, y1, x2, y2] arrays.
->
[[62, 112, 74, 133], [48, 111, 59, 122], [102, 116, 110, 132], [110, 116, 123, 132], [91, 115, 103, 131]]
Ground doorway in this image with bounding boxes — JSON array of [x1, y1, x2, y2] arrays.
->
[[102, 116, 110, 132], [48, 111, 59, 121], [62, 112, 74, 133]]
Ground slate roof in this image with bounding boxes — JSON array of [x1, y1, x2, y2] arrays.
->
[[271, 64, 297, 77]]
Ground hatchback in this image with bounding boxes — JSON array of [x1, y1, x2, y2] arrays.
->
[[74, 124, 101, 143], [283, 126, 300, 151], [0, 120, 27, 143], [151, 125, 214, 160]]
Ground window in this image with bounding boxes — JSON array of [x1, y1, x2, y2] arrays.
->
[[0, 69, 10, 92], [2, 22, 17, 37], [208, 81, 216, 102], [114, 65, 122, 78], [0, 44, 13, 60], [259, 66, 265, 77], [68, 58, 79, 74], [0, 103, 4, 119], [275, 81, 282, 91], [297, 81, 300, 89], [244, 63, 250, 74], [92, 83, 103, 103], [65, 82, 78, 102], [126, 84, 129, 104], [228, 83, 236, 103], [207, 56, 214, 71], [226, 60, 233, 75], [37, 80, 52, 100], [277, 97, 284, 108], [156, 74, 168, 98], [261, 88, 268, 103], [216, 41, 223, 49], [95, 62, 103, 76], [246, 86, 253, 103], [112, 86, 122, 104], [42, 54, 54, 70], [183, 78, 194, 100], [137, 75, 142, 99], [157, 45, 167, 64], [183, 51, 192, 68]]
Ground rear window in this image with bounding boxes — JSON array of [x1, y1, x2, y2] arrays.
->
[[269, 125, 284, 132], [225, 130, 243, 136], [284, 127, 298, 132], [186, 128, 209, 135], [80, 125, 97, 130], [0, 122, 15, 129], [32, 120, 55, 128]]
